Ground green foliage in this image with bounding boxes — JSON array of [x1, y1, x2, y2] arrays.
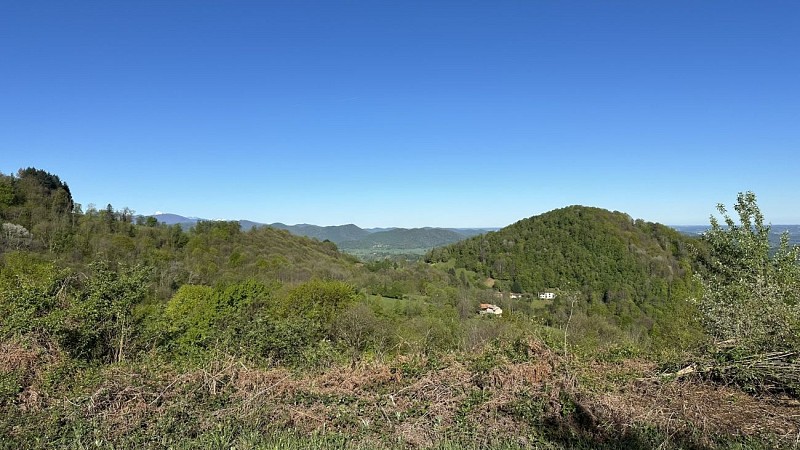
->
[[697, 192, 800, 354], [54, 262, 150, 363], [331, 302, 389, 354], [396, 314, 460, 354], [3, 167, 795, 447], [647, 296, 706, 357], [0, 169, 76, 253], [163, 284, 217, 350], [0, 175, 14, 209], [285, 279, 357, 327], [428, 206, 702, 352], [212, 280, 320, 364], [429, 206, 694, 300], [1, 253, 152, 365], [0, 251, 64, 337], [156, 279, 360, 365]]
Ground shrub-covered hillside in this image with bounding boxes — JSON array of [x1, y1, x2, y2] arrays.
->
[[0, 169, 359, 286], [2, 168, 798, 449]]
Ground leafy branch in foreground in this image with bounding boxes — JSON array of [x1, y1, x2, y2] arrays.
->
[[694, 192, 800, 395], [697, 191, 800, 354]]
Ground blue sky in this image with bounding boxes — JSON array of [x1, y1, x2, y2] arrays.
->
[[2, 1, 798, 227]]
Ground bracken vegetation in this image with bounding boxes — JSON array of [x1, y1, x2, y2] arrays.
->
[[1, 168, 798, 449]]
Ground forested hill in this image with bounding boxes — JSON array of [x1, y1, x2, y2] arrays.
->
[[149, 215, 490, 260], [269, 222, 371, 243], [0, 169, 359, 289], [427, 205, 699, 303]]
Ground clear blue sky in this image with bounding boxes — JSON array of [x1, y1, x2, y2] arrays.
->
[[2, 1, 798, 227]]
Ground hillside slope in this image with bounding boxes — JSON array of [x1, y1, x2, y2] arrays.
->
[[428, 206, 698, 303], [147, 216, 491, 255], [268, 222, 371, 243], [180, 221, 360, 286], [1, 170, 360, 290]]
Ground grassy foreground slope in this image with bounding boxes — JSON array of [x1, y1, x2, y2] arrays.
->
[[3, 337, 797, 449]]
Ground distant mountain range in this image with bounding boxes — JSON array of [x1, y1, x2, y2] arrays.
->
[[150, 213, 497, 253], [150, 214, 800, 256], [269, 223, 371, 243], [150, 213, 203, 226], [672, 224, 800, 247]]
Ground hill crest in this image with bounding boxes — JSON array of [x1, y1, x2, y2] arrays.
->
[[428, 205, 698, 301]]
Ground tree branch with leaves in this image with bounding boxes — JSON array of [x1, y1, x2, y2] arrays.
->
[[697, 191, 800, 355]]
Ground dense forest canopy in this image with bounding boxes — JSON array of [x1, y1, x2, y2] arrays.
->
[[427, 205, 696, 300]]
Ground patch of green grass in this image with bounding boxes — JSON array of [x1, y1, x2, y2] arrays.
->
[[367, 294, 413, 312]]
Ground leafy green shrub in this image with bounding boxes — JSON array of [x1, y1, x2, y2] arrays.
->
[[331, 302, 389, 355], [396, 315, 459, 355], [696, 192, 800, 354], [0, 251, 63, 337], [163, 284, 217, 351], [285, 279, 357, 327]]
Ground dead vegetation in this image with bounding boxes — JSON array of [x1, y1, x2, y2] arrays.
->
[[589, 378, 800, 448], [0, 338, 64, 411], [3, 339, 799, 448]]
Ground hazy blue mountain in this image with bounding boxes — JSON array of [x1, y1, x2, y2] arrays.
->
[[239, 220, 266, 231], [672, 224, 800, 247], [268, 223, 371, 243], [149, 213, 494, 251], [447, 228, 498, 238], [151, 214, 263, 231], [771, 225, 800, 246], [364, 227, 397, 233], [670, 225, 707, 236], [151, 213, 200, 227]]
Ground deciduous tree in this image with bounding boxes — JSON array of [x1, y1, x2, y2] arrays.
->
[[697, 192, 800, 354]]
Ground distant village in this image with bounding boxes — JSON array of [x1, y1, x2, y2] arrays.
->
[[480, 290, 557, 316]]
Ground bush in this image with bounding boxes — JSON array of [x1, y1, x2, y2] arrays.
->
[[696, 192, 800, 354]]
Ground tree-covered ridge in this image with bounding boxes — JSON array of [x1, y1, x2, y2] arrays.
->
[[269, 222, 372, 243], [428, 205, 696, 301], [0, 169, 359, 291], [0, 168, 75, 253], [151, 214, 481, 260]]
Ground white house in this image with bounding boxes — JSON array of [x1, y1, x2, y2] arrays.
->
[[538, 291, 556, 300]]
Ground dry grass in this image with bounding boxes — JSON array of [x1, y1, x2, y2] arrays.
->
[[588, 377, 800, 447], [42, 341, 561, 447], [7, 340, 798, 448], [0, 338, 63, 411]]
